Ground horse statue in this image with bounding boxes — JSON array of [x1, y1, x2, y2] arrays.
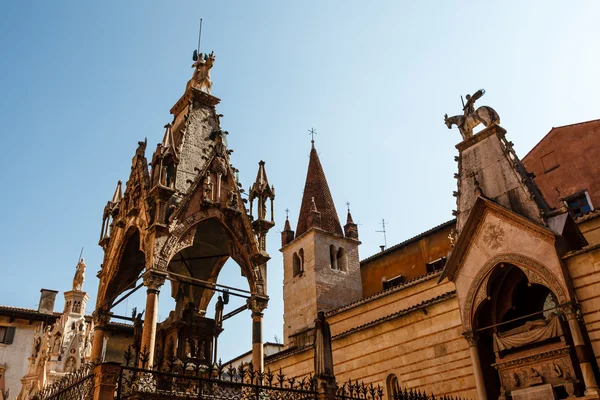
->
[[444, 89, 500, 140], [189, 51, 215, 94]]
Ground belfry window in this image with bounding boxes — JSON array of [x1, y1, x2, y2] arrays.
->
[[565, 191, 592, 218], [336, 248, 347, 272], [72, 301, 81, 313], [330, 245, 337, 270], [293, 250, 304, 277]]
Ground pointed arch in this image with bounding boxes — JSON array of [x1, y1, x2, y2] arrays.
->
[[463, 253, 569, 331]]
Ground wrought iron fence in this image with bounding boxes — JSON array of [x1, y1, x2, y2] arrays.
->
[[335, 380, 470, 400], [32, 363, 94, 400], [118, 347, 318, 399]]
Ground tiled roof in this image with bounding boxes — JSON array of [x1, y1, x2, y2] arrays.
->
[[360, 219, 455, 264], [325, 271, 442, 316], [295, 143, 343, 237], [332, 290, 457, 340], [0, 305, 58, 320]]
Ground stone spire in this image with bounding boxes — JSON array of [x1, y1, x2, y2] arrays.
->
[[453, 125, 551, 234], [295, 144, 343, 238], [111, 180, 123, 204]]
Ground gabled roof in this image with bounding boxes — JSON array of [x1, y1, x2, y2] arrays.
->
[[440, 196, 555, 282], [295, 144, 342, 237]]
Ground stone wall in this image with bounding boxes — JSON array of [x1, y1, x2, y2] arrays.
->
[[360, 223, 454, 297], [565, 242, 600, 364], [268, 278, 475, 399], [0, 317, 39, 400]]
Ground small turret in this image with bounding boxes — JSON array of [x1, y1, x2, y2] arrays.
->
[[281, 214, 295, 247], [344, 206, 359, 240], [306, 197, 322, 229]]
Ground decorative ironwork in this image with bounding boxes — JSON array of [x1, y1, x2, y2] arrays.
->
[[33, 363, 94, 400], [336, 380, 384, 400], [118, 347, 317, 399]]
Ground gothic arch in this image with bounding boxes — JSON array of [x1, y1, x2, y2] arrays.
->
[[98, 226, 146, 309], [463, 253, 568, 331], [156, 212, 262, 296]]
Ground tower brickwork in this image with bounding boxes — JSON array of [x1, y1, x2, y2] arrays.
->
[[281, 143, 361, 348]]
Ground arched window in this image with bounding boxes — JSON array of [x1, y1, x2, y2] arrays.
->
[[298, 249, 304, 273], [330, 245, 337, 270], [72, 301, 81, 313], [293, 250, 304, 277], [337, 247, 347, 272], [386, 374, 400, 399]]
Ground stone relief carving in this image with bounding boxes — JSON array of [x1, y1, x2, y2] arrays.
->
[[482, 223, 505, 250]]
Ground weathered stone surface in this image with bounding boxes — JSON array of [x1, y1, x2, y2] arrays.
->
[[511, 383, 555, 400]]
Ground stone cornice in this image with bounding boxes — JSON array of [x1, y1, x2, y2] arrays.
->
[[455, 124, 506, 152]]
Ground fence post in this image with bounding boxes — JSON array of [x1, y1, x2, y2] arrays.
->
[[93, 362, 121, 400], [316, 377, 337, 400]]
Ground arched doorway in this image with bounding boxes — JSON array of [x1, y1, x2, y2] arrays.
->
[[473, 264, 576, 399]]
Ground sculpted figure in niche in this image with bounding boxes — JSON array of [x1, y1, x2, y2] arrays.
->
[[314, 311, 334, 378], [73, 258, 86, 291]]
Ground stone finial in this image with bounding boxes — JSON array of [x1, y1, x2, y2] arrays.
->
[[281, 215, 295, 247], [307, 197, 322, 229]]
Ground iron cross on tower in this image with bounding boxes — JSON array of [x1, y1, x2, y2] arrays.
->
[[308, 128, 317, 143]]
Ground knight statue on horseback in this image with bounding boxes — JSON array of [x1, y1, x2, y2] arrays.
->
[[444, 89, 500, 140]]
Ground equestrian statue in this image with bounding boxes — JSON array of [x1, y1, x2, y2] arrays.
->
[[444, 89, 500, 140]]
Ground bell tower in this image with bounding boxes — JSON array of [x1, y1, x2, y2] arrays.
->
[[281, 141, 362, 348]]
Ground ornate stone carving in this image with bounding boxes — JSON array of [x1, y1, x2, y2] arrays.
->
[[463, 331, 478, 347], [444, 89, 500, 140], [92, 310, 112, 326], [482, 223, 505, 250], [143, 271, 167, 291], [462, 253, 569, 331], [247, 296, 268, 315], [190, 51, 215, 94], [72, 258, 86, 291]]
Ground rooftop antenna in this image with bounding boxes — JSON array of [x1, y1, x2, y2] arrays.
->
[[376, 219, 387, 251]]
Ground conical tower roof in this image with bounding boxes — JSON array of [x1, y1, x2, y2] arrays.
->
[[296, 143, 342, 237]]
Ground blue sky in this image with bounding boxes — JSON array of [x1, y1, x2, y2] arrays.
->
[[1, 1, 600, 363]]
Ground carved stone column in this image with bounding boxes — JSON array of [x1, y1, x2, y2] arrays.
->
[[565, 305, 600, 396], [139, 270, 167, 367], [464, 331, 487, 400], [91, 311, 112, 364], [93, 362, 121, 400], [248, 296, 268, 373]]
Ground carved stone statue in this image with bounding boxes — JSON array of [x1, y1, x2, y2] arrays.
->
[[72, 258, 86, 291], [444, 89, 500, 140], [215, 296, 224, 328], [190, 51, 215, 94], [314, 311, 334, 378]]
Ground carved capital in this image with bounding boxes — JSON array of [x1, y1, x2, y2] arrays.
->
[[92, 310, 112, 326], [247, 295, 269, 316], [562, 303, 580, 321], [463, 331, 478, 347], [143, 270, 167, 292]]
